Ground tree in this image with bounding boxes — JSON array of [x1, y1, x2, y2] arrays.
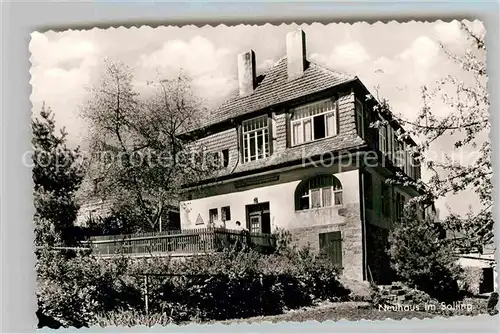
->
[[374, 21, 490, 252], [81, 59, 213, 233], [388, 208, 463, 302], [32, 104, 84, 246]]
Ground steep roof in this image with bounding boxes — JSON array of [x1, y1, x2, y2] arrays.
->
[[200, 57, 356, 130]]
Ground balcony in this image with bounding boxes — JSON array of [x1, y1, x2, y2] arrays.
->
[[87, 227, 276, 257]]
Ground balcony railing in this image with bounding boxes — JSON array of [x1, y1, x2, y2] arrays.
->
[[87, 227, 276, 257]]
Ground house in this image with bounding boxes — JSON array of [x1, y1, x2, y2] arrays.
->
[[75, 178, 181, 232], [179, 29, 429, 284], [457, 244, 496, 295], [442, 228, 497, 295]]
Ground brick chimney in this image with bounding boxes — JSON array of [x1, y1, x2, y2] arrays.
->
[[286, 29, 307, 81], [237, 50, 256, 96]]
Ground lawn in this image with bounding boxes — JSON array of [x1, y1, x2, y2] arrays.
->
[[213, 302, 434, 324], [94, 297, 491, 327], [213, 298, 490, 324]]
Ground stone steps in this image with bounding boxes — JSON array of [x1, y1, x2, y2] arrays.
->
[[377, 283, 413, 304]]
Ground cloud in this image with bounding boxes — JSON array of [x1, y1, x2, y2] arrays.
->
[[139, 36, 233, 78], [310, 42, 371, 69], [138, 36, 237, 106], [399, 36, 439, 69], [434, 21, 463, 45], [30, 32, 99, 108], [372, 57, 396, 76], [257, 59, 275, 74], [29, 32, 100, 147], [331, 42, 371, 67], [434, 20, 486, 46], [193, 75, 238, 109], [30, 32, 97, 68]]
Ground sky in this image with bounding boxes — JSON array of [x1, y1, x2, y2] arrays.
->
[[29, 20, 487, 217]]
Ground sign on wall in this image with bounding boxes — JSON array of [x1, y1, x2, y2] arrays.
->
[[195, 213, 204, 225]]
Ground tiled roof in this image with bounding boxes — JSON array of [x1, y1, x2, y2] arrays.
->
[[204, 132, 365, 183], [201, 57, 356, 129], [231, 132, 364, 174]]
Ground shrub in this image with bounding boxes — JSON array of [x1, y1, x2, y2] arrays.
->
[[37, 238, 349, 327], [459, 267, 484, 296], [118, 246, 348, 322], [95, 310, 174, 327], [388, 214, 463, 303], [36, 249, 139, 328]]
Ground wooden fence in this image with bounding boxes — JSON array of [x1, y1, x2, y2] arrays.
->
[[87, 227, 276, 257]]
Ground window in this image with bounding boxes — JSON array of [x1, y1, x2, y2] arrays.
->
[[209, 208, 218, 225], [387, 126, 393, 160], [242, 115, 269, 163], [355, 99, 364, 138], [363, 171, 373, 210], [404, 148, 410, 175], [379, 123, 387, 155], [295, 174, 343, 211], [209, 150, 229, 169], [395, 140, 404, 168], [408, 153, 415, 179], [290, 99, 337, 146], [222, 149, 229, 167], [221, 206, 231, 221], [413, 155, 421, 180], [395, 193, 406, 220], [208, 152, 220, 168], [381, 182, 391, 217], [249, 214, 261, 234]]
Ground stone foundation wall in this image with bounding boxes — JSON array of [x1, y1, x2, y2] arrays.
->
[[289, 203, 364, 281], [366, 223, 394, 285]]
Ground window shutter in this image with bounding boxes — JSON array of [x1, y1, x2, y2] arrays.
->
[[319, 233, 326, 256], [268, 114, 273, 155], [378, 125, 384, 153], [336, 98, 340, 134], [238, 124, 244, 163], [286, 112, 291, 148], [387, 126, 392, 160]]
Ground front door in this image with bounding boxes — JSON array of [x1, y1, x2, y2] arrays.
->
[[249, 214, 262, 234], [246, 202, 270, 234]]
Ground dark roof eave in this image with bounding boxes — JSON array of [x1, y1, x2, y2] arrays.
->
[[182, 143, 369, 189]]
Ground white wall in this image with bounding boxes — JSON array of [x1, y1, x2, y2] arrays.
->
[[180, 168, 360, 231], [458, 255, 497, 292]]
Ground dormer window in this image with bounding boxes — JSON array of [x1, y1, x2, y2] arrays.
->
[[208, 149, 230, 169], [242, 115, 269, 163], [209, 152, 220, 167], [290, 99, 337, 146]]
